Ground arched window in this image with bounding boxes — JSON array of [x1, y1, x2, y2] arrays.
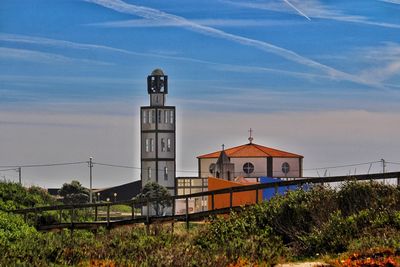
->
[[150, 138, 154, 152], [161, 138, 166, 152], [243, 162, 254, 174], [143, 110, 148, 123], [209, 163, 216, 174], [282, 162, 290, 175], [164, 167, 168, 180], [167, 138, 171, 152]]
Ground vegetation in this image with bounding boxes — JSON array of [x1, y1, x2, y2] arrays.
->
[[0, 181, 57, 211], [58, 180, 90, 204], [0, 180, 399, 266], [135, 181, 171, 216]]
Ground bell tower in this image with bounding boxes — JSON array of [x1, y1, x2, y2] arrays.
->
[[141, 69, 176, 195]]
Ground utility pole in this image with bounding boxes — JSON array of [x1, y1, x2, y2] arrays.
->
[[89, 157, 93, 203], [381, 158, 386, 185], [16, 167, 21, 184]]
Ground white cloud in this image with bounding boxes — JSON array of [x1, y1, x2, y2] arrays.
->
[[0, 47, 111, 65], [380, 0, 400, 4], [0, 33, 351, 83], [88, 18, 297, 27], [84, 0, 377, 88], [224, 0, 400, 29], [282, 0, 311, 21], [352, 43, 400, 83]]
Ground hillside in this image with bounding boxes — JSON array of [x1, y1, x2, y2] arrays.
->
[[0, 181, 399, 266]]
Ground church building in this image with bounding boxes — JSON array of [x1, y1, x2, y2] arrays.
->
[[197, 134, 303, 181]]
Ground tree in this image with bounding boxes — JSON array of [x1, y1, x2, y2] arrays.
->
[[135, 182, 171, 216], [58, 180, 89, 204]]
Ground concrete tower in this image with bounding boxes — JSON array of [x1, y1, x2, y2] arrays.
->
[[141, 69, 176, 195]]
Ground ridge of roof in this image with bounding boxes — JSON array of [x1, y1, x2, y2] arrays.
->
[[197, 142, 303, 159]]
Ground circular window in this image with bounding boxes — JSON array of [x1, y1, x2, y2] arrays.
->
[[243, 162, 254, 174], [282, 162, 290, 174], [209, 163, 216, 174]]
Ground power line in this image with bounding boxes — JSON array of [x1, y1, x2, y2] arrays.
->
[[93, 162, 137, 169], [0, 161, 87, 168], [387, 161, 400, 165], [0, 168, 18, 172], [0, 159, 398, 174], [304, 161, 381, 171], [93, 162, 198, 173]]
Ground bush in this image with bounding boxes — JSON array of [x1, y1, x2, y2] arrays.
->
[[0, 181, 57, 210]]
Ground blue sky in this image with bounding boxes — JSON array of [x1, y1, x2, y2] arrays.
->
[[1, 0, 400, 188]]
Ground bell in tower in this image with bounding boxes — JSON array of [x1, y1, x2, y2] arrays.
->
[[147, 68, 168, 107]]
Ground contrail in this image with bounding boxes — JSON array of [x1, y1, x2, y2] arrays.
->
[[84, 0, 377, 87], [282, 0, 311, 21]]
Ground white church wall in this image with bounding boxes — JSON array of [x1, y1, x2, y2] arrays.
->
[[199, 158, 217, 178], [272, 157, 301, 178], [230, 157, 267, 178]]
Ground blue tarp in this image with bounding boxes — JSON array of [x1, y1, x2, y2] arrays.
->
[[260, 177, 299, 200]]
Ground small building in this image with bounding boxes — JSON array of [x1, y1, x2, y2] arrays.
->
[[198, 137, 303, 181]]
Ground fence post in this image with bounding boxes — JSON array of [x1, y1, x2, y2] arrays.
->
[[70, 207, 74, 228], [229, 188, 233, 209], [211, 192, 215, 211], [59, 209, 62, 224], [172, 197, 175, 217], [131, 202, 135, 220], [185, 196, 189, 230], [255, 188, 259, 204], [106, 204, 110, 227], [146, 200, 150, 235], [34, 208, 38, 226], [94, 206, 98, 221]]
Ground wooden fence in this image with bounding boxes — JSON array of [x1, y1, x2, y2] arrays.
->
[[9, 172, 400, 232]]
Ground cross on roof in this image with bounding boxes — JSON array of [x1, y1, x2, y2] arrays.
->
[[248, 128, 254, 144]]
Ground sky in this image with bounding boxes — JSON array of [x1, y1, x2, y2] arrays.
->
[[1, 0, 400, 188]]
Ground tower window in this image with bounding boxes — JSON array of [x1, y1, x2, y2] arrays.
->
[[167, 138, 171, 152], [164, 167, 168, 180], [151, 110, 155, 123], [147, 167, 152, 180], [164, 110, 169, 123], [243, 162, 254, 174], [170, 110, 174, 124], [145, 139, 149, 152], [158, 110, 162, 123], [143, 110, 148, 123], [161, 138, 166, 152], [150, 138, 154, 152]]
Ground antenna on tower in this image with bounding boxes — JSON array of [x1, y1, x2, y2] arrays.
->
[[248, 128, 254, 144]]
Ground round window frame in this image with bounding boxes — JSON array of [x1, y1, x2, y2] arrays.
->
[[281, 162, 290, 175], [209, 163, 216, 174], [243, 162, 255, 174]]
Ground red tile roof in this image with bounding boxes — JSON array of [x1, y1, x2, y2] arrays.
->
[[197, 143, 303, 159]]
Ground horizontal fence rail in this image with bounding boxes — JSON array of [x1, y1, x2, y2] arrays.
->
[[9, 172, 400, 231]]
